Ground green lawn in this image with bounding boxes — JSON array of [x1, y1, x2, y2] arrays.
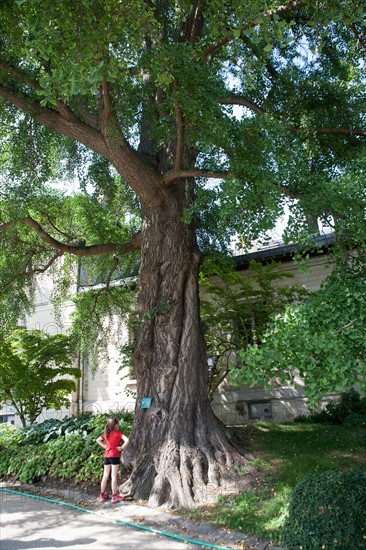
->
[[180, 422, 366, 544]]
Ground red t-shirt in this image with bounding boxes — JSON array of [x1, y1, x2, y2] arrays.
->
[[101, 429, 124, 458]]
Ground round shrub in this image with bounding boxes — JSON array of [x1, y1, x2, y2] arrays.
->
[[282, 469, 366, 549]]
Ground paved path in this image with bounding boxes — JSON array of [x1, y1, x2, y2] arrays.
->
[[0, 485, 278, 550], [0, 491, 195, 549]]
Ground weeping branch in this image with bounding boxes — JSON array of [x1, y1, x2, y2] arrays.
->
[[0, 217, 141, 256], [32, 250, 65, 274], [0, 248, 62, 291]]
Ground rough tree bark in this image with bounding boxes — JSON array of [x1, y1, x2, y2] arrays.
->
[[121, 179, 252, 508]]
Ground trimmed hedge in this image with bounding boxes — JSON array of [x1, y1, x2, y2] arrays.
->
[[282, 469, 366, 549]]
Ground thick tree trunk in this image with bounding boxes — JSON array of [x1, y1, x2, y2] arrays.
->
[[121, 180, 252, 508]]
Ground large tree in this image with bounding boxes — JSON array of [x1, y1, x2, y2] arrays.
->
[[0, 0, 365, 507]]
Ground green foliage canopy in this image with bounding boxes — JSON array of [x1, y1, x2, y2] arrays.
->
[[0, 328, 80, 426], [0, 0, 365, 402]]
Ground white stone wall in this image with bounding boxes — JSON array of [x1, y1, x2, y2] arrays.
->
[[211, 384, 337, 424], [79, 314, 135, 416], [257, 254, 333, 292]]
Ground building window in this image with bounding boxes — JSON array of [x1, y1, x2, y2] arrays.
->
[[0, 415, 15, 424], [248, 402, 272, 420]]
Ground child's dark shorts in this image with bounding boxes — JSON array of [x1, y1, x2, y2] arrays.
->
[[104, 457, 120, 465]]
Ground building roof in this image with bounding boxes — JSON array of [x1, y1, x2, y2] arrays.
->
[[234, 233, 335, 270]]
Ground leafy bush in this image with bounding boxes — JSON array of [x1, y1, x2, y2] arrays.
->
[[17, 411, 133, 445], [0, 447, 12, 478], [0, 445, 50, 483], [0, 423, 20, 448], [0, 412, 133, 484], [282, 470, 366, 549], [17, 414, 94, 445], [294, 390, 366, 425]]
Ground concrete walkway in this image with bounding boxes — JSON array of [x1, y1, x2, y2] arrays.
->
[[0, 484, 283, 550], [0, 490, 193, 549]]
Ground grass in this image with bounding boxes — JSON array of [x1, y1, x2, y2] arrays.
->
[[179, 422, 366, 544]]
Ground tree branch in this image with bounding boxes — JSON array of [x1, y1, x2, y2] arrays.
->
[[105, 255, 120, 290], [190, 2, 203, 46], [311, 127, 366, 137], [0, 84, 110, 158], [336, 318, 356, 333], [0, 249, 61, 290], [0, 217, 141, 256], [99, 78, 120, 143], [72, 95, 99, 129], [240, 35, 280, 80], [44, 215, 75, 241], [220, 95, 366, 137], [31, 251, 65, 275], [220, 97, 266, 116], [0, 76, 162, 206], [162, 169, 229, 185], [290, 126, 366, 137], [97, 78, 163, 206], [0, 61, 40, 90]]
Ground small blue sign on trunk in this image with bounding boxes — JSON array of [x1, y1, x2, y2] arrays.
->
[[141, 396, 153, 409]]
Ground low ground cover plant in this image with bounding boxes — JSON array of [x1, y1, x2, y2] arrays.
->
[[0, 411, 133, 484]]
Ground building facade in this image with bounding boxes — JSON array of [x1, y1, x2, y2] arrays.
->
[[1, 235, 337, 426]]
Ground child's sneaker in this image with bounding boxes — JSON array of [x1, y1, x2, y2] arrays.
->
[[98, 492, 108, 502], [111, 494, 125, 503]]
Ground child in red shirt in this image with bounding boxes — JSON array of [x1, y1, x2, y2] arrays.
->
[[96, 416, 129, 502]]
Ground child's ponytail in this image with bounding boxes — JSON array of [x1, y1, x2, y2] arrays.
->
[[104, 416, 119, 438]]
